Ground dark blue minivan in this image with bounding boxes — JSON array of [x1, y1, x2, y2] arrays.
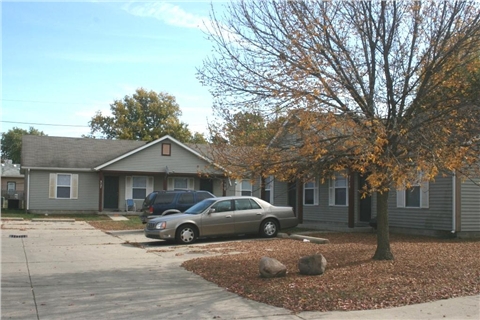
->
[[140, 190, 215, 223]]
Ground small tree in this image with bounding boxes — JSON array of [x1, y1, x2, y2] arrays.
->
[[89, 88, 201, 143], [199, 1, 480, 260], [1, 127, 46, 164]]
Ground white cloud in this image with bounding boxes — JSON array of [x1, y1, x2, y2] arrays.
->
[[121, 2, 210, 31]]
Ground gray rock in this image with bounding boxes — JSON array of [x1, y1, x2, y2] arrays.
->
[[298, 254, 327, 275], [259, 256, 287, 278]]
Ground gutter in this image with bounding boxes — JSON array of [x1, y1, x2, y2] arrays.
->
[[26, 168, 30, 211], [22, 167, 95, 172], [452, 172, 456, 234]]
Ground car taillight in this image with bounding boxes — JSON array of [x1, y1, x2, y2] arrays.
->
[[149, 206, 153, 214]]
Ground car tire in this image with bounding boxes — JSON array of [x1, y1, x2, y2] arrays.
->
[[176, 224, 198, 244], [260, 219, 278, 238]]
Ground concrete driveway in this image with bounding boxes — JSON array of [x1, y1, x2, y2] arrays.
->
[[2, 220, 479, 320]]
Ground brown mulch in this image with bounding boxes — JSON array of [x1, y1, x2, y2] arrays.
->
[[182, 233, 480, 313]]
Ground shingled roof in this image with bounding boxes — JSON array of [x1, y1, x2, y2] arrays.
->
[[21, 135, 147, 169]]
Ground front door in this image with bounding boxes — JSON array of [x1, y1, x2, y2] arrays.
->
[[104, 176, 119, 209], [288, 182, 297, 214], [199, 178, 214, 193], [359, 175, 372, 222]]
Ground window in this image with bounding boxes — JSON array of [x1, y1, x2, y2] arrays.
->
[[303, 179, 318, 205], [49, 173, 78, 199], [7, 181, 16, 195], [241, 180, 252, 196], [213, 200, 232, 212], [405, 186, 421, 207], [329, 174, 348, 206], [132, 177, 147, 199], [234, 199, 261, 210], [167, 177, 194, 190], [262, 176, 274, 204], [126, 176, 153, 201], [397, 181, 429, 208], [178, 193, 194, 204], [162, 143, 171, 156], [174, 178, 188, 189]]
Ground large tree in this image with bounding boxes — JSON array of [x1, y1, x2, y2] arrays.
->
[[1, 127, 46, 164], [89, 88, 203, 143], [199, 1, 480, 260]]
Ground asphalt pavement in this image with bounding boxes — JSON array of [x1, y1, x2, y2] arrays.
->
[[1, 219, 479, 320]]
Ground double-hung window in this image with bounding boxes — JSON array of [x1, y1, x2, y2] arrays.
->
[[132, 177, 147, 200], [241, 180, 252, 196], [397, 181, 429, 208], [329, 174, 348, 206], [126, 176, 154, 200], [303, 179, 318, 205], [167, 177, 194, 190], [49, 173, 78, 199]]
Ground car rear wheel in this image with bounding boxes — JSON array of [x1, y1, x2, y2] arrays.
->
[[260, 219, 278, 238], [176, 224, 197, 244]]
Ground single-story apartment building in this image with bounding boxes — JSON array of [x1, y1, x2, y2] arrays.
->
[[21, 134, 479, 238]]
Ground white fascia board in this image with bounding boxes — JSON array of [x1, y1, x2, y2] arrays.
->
[[93, 135, 227, 174], [22, 167, 94, 172]]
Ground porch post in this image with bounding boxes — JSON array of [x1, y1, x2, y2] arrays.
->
[[98, 171, 103, 212], [348, 171, 355, 228], [296, 180, 303, 223]]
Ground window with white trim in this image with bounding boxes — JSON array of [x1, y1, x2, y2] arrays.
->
[[329, 174, 348, 206], [49, 173, 78, 199], [262, 176, 274, 204], [167, 177, 194, 190], [132, 176, 147, 199], [126, 176, 154, 200], [241, 180, 252, 196], [303, 179, 318, 205], [397, 181, 429, 208]]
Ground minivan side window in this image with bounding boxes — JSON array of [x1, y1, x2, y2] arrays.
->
[[178, 193, 194, 204], [154, 193, 176, 205]]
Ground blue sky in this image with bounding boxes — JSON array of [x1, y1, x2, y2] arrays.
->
[[2, 1, 224, 138]]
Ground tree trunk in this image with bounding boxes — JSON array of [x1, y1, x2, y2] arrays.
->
[[373, 190, 394, 260]]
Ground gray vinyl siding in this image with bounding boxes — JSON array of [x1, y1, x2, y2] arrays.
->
[[388, 175, 453, 231], [460, 178, 480, 232], [28, 170, 98, 211], [102, 140, 217, 174], [273, 180, 289, 206]]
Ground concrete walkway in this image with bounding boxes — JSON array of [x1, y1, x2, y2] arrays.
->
[[2, 220, 479, 319]]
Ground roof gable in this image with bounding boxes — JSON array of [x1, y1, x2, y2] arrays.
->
[[94, 135, 215, 170]]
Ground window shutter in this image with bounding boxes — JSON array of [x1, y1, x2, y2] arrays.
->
[[71, 174, 79, 199], [167, 178, 174, 190], [396, 189, 405, 208], [187, 178, 194, 190], [49, 173, 56, 199], [328, 179, 334, 206], [421, 181, 429, 208], [235, 179, 241, 196], [147, 177, 154, 195], [125, 176, 133, 199]]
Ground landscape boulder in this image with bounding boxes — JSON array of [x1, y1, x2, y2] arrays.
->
[[298, 254, 327, 275], [259, 256, 287, 278]]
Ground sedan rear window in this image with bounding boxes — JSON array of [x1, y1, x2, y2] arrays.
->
[[234, 199, 261, 210]]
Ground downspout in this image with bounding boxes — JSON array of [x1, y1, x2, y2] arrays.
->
[[452, 172, 456, 234], [26, 168, 30, 211]]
